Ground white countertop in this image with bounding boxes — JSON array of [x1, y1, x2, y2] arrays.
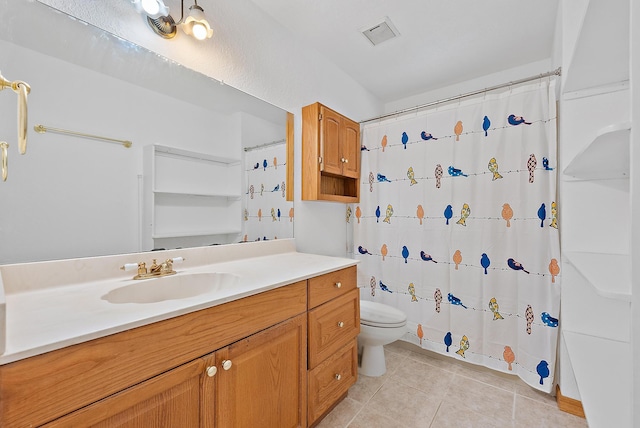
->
[[0, 239, 357, 365]]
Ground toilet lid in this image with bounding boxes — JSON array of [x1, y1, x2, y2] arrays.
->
[[360, 300, 407, 328]]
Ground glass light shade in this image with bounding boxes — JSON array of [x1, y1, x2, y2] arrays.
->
[[133, 0, 169, 19], [182, 5, 213, 40]]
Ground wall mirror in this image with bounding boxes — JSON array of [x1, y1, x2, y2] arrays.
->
[[0, 1, 293, 264]]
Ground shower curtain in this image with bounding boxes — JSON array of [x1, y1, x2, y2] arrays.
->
[[243, 142, 293, 241], [352, 80, 559, 391]]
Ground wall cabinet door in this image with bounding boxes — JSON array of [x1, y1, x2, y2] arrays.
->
[[213, 313, 307, 428], [320, 106, 344, 176], [341, 119, 360, 179], [44, 358, 205, 427]]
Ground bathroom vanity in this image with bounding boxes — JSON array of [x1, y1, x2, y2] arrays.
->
[[0, 239, 359, 427]]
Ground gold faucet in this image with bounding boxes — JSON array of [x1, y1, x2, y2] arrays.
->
[[121, 257, 185, 280]]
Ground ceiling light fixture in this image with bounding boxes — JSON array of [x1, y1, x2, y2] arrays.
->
[[132, 0, 213, 40]]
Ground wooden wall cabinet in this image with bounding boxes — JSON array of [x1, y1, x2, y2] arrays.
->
[[307, 266, 359, 426], [302, 102, 361, 203]]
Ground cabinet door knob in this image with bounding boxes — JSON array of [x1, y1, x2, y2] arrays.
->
[[335, 374, 342, 381], [337, 321, 345, 328], [341, 157, 345, 163], [206, 366, 218, 377], [335, 282, 342, 289], [222, 360, 233, 371], [343, 158, 349, 164]]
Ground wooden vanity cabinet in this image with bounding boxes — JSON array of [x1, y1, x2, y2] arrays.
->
[[0, 267, 359, 428], [43, 314, 307, 428], [302, 102, 361, 203], [307, 266, 359, 426], [0, 281, 307, 428]]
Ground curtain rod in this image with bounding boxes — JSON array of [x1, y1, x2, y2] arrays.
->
[[243, 138, 286, 152], [360, 67, 562, 124]]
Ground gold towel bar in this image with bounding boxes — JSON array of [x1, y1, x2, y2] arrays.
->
[[34, 124, 132, 148]]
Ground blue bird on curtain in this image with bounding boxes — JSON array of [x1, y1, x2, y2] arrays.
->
[[536, 361, 550, 385], [448, 293, 467, 309], [482, 115, 491, 136], [448, 166, 468, 177], [421, 131, 438, 141], [401, 246, 410, 263], [537, 203, 546, 227], [480, 253, 491, 274], [401, 132, 409, 149], [508, 114, 532, 125], [444, 205, 453, 225], [444, 332, 452, 352], [420, 251, 437, 263]]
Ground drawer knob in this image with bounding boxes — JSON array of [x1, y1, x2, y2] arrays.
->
[[206, 366, 217, 377], [335, 374, 342, 381], [335, 282, 342, 289], [222, 360, 233, 371], [337, 321, 345, 328]]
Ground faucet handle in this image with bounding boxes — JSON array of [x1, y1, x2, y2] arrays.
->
[[121, 263, 138, 272], [121, 262, 148, 276]]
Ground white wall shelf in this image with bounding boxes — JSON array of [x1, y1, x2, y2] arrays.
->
[[153, 190, 241, 199], [563, 122, 630, 182], [562, 331, 631, 428], [143, 144, 241, 251], [152, 227, 242, 239], [563, 0, 629, 94], [563, 251, 631, 302]]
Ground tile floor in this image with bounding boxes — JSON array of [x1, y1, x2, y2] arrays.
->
[[318, 341, 588, 428]]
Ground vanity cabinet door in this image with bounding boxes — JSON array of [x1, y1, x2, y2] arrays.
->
[[214, 313, 307, 428], [43, 357, 206, 427]]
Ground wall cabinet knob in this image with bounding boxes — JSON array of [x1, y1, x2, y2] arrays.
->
[[343, 158, 349, 163], [222, 360, 233, 371], [335, 282, 342, 289], [337, 321, 345, 328], [206, 366, 217, 377], [341, 157, 346, 163], [335, 374, 342, 381]]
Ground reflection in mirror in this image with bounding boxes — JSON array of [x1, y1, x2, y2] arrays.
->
[[0, 1, 292, 264]]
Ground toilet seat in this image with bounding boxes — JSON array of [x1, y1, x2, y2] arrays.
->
[[360, 300, 407, 328]]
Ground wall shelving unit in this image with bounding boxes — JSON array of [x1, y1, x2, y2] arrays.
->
[[559, 1, 632, 425], [143, 144, 241, 251]]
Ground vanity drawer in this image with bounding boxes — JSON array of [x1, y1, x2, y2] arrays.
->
[[308, 265, 357, 309], [308, 289, 359, 369], [308, 339, 357, 425]]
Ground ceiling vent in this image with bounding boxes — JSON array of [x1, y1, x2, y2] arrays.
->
[[360, 17, 400, 46]]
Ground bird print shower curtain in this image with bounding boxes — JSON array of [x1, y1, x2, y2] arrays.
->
[[352, 80, 560, 391], [243, 143, 293, 241]]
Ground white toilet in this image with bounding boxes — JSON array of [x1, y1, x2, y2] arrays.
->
[[358, 300, 408, 377]]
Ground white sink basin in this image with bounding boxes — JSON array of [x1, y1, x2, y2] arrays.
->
[[102, 272, 239, 304]]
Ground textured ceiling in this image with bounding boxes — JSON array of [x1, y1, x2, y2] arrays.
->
[[249, 0, 559, 103], [10, 1, 559, 107]]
